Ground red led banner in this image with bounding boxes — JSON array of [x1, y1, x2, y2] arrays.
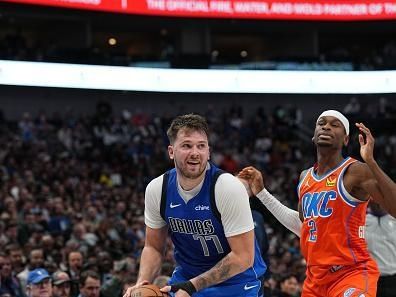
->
[[5, 0, 396, 20]]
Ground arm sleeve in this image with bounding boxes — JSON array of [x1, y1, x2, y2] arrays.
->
[[256, 188, 301, 237], [144, 175, 167, 229], [215, 173, 255, 237]]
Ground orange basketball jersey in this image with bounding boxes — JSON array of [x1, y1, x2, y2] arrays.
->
[[298, 157, 372, 266]]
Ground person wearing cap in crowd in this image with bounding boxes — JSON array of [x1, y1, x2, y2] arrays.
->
[[52, 271, 71, 297], [17, 248, 45, 291], [26, 268, 52, 297], [239, 110, 396, 297]]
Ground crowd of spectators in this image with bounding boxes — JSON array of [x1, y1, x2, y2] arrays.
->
[[0, 98, 395, 297], [1, 28, 396, 70]]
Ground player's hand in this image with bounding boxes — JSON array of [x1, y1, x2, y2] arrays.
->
[[237, 177, 253, 197], [161, 285, 190, 296], [237, 166, 265, 196], [123, 280, 149, 297], [356, 123, 375, 164]]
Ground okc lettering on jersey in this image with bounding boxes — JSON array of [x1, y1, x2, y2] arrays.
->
[[169, 217, 215, 235], [302, 190, 337, 219]]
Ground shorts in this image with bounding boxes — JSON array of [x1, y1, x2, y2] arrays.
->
[[302, 259, 379, 297]]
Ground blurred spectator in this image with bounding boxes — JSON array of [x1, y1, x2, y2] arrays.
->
[[78, 271, 100, 297], [66, 251, 83, 297], [343, 97, 361, 121], [66, 224, 97, 255], [365, 202, 396, 297], [17, 248, 45, 290], [0, 254, 25, 297], [48, 199, 72, 236], [100, 259, 135, 297], [5, 244, 25, 275], [273, 273, 300, 297], [96, 251, 113, 284], [26, 268, 52, 297], [52, 271, 71, 297]]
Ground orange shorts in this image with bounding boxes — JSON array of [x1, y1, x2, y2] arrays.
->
[[302, 259, 379, 297]]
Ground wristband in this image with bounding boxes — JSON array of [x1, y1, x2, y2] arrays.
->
[[170, 281, 197, 296]]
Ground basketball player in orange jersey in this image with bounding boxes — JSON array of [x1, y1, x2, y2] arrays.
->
[[238, 110, 396, 297]]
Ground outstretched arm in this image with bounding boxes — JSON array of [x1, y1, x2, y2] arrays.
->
[[356, 123, 396, 217], [238, 166, 302, 237]]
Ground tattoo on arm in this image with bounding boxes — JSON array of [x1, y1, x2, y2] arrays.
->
[[194, 256, 238, 290]]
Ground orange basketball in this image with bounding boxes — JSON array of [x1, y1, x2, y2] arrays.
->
[[130, 284, 169, 297]]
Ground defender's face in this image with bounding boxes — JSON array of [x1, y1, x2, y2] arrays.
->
[[313, 116, 348, 148], [168, 128, 210, 180]]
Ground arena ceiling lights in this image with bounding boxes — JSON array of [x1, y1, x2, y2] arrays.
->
[[1, 60, 395, 94], [4, 0, 396, 20]]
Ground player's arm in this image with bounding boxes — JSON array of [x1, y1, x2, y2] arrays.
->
[[191, 229, 255, 291], [190, 175, 256, 291], [355, 123, 396, 217], [137, 226, 168, 283], [238, 166, 302, 236]]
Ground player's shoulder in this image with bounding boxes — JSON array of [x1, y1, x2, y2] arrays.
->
[[216, 172, 240, 184], [345, 159, 371, 178], [347, 159, 369, 173], [299, 168, 311, 181], [215, 172, 246, 192], [146, 174, 165, 193]]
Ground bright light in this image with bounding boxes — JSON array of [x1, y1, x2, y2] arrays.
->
[[108, 38, 117, 46], [0, 60, 396, 94], [211, 50, 219, 57]]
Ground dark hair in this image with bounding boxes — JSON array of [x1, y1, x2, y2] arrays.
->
[[5, 244, 22, 255], [166, 114, 209, 144], [278, 272, 298, 284], [79, 270, 100, 287]]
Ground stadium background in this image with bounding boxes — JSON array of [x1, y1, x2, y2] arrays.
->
[[0, 1, 395, 296]]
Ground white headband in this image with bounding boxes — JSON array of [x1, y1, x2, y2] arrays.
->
[[316, 110, 349, 135]]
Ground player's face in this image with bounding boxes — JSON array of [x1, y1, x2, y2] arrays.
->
[[168, 128, 209, 180], [313, 116, 348, 148]]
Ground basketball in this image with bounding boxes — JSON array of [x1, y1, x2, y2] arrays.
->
[[130, 284, 169, 297]]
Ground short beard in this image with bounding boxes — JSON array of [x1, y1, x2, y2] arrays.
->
[[175, 159, 206, 179]]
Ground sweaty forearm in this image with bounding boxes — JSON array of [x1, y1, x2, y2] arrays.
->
[[137, 246, 163, 283], [256, 188, 302, 237], [191, 251, 252, 291], [366, 159, 396, 217]]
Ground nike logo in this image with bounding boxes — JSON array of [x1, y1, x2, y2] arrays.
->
[[244, 284, 258, 290], [170, 202, 182, 208]]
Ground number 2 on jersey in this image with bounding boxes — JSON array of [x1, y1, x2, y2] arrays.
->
[[308, 219, 317, 242]]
